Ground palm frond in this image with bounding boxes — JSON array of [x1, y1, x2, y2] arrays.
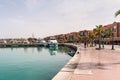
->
[[115, 10, 120, 17]]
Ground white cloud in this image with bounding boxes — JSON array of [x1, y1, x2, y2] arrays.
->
[[35, 0, 120, 35], [55, 0, 120, 27], [1, 0, 120, 38]]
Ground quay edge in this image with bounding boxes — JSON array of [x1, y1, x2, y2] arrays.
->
[[52, 44, 80, 80]]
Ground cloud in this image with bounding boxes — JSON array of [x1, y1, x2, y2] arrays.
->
[[28, 0, 120, 32], [1, 0, 120, 38], [52, 0, 120, 29]]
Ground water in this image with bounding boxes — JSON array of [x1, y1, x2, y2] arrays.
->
[[0, 46, 75, 80]]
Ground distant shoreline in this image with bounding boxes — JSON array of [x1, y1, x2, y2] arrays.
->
[[0, 43, 44, 47]]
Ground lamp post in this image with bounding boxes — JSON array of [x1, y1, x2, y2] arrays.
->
[[111, 25, 116, 50]]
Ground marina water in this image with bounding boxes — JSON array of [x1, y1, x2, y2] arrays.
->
[[0, 46, 75, 80]]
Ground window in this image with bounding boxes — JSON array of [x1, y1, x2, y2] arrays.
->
[[80, 32, 83, 36], [113, 26, 116, 32], [84, 32, 88, 35]]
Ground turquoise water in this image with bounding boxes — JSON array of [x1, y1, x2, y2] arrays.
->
[[0, 46, 74, 80]]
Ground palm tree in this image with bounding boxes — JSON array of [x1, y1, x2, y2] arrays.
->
[[103, 28, 113, 45], [115, 10, 120, 17], [74, 34, 81, 44], [73, 35, 78, 43], [94, 25, 104, 66], [95, 25, 103, 49], [89, 31, 96, 47], [66, 34, 73, 43], [105, 28, 112, 41], [77, 34, 82, 44], [93, 28, 98, 46], [83, 34, 89, 48]]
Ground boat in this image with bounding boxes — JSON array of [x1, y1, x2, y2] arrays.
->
[[36, 39, 47, 46], [47, 38, 58, 48]]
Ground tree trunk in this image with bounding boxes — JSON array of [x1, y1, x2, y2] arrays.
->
[[99, 36, 101, 49]]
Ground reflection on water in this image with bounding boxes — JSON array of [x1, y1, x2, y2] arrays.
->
[[49, 46, 58, 55], [49, 50, 57, 55], [0, 46, 75, 56], [58, 46, 76, 57], [37, 47, 42, 52], [57, 46, 69, 53], [11, 47, 13, 51], [23, 47, 28, 52], [0, 46, 75, 80], [7, 47, 43, 53], [58, 46, 74, 53], [48, 46, 76, 56]]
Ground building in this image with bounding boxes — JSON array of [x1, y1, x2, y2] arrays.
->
[[103, 22, 120, 44], [55, 34, 67, 43], [79, 30, 91, 36], [65, 32, 80, 43]]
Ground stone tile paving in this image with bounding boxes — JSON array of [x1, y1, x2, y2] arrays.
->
[[71, 44, 120, 80], [52, 44, 120, 80], [52, 44, 80, 80]]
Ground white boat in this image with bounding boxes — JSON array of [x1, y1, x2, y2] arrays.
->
[[37, 39, 47, 46], [48, 39, 58, 48]]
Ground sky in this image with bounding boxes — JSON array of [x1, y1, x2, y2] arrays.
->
[[0, 0, 120, 38]]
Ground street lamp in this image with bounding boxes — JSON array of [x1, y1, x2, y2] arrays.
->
[[111, 25, 116, 50]]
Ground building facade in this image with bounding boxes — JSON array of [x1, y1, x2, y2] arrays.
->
[[103, 22, 120, 44]]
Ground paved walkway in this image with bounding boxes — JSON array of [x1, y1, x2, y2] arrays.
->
[[53, 44, 120, 80], [71, 44, 120, 80]]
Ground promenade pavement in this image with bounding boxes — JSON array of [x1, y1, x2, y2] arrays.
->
[[71, 44, 120, 80], [52, 44, 120, 80]]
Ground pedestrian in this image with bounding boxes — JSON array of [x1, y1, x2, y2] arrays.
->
[[84, 41, 86, 48]]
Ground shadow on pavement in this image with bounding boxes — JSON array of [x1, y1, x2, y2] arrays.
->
[[64, 62, 120, 70]]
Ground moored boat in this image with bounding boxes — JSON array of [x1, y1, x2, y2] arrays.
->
[[48, 39, 58, 47]]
